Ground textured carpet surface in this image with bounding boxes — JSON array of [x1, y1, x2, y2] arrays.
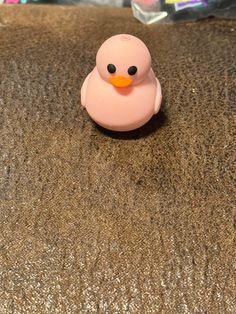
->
[[0, 5, 236, 313]]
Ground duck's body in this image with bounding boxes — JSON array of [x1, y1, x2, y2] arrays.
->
[[82, 68, 161, 131], [81, 34, 162, 132]]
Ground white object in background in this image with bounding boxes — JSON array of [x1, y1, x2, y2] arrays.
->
[[131, 0, 168, 24]]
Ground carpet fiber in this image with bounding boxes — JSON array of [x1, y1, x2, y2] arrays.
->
[[0, 6, 235, 313]]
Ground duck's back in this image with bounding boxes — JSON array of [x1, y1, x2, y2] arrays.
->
[[85, 68, 156, 131]]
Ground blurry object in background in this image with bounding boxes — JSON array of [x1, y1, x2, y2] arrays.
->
[[132, 0, 168, 24], [4, 0, 19, 3], [132, 0, 236, 23]]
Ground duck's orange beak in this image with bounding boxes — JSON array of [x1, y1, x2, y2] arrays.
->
[[110, 76, 133, 88]]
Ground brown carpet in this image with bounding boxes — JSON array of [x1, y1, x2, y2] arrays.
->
[[0, 5, 235, 313]]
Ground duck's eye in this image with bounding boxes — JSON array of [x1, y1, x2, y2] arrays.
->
[[107, 64, 116, 74], [128, 66, 137, 76]]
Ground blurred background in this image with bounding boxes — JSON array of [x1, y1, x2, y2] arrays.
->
[[1, 0, 235, 24]]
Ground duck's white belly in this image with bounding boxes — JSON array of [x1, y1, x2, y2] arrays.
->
[[85, 69, 156, 131]]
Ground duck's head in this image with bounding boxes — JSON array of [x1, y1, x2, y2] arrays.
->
[[96, 34, 151, 88]]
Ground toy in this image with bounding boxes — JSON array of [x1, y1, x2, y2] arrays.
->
[[81, 34, 162, 132]]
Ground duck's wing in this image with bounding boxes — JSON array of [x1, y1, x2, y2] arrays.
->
[[81, 72, 92, 108], [154, 77, 162, 114]]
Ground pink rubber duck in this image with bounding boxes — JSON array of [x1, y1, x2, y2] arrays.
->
[[81, 34, 162, 132]]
